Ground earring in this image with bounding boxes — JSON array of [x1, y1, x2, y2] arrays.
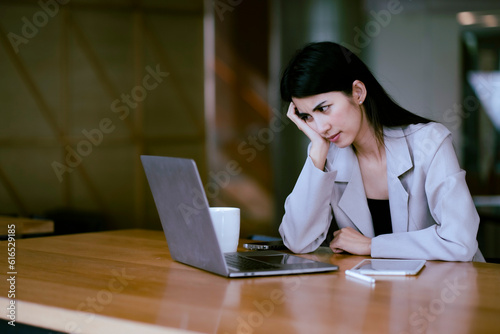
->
[[359, 100, 363, 104]]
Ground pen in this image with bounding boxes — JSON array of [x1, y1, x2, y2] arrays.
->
[[345, 270, 376, 284]]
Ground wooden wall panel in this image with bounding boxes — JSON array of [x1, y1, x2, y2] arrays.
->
[[0, 0, 205, 232]]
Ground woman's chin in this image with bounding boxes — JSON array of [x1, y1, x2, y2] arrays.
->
[[332, 141, 350, 149]]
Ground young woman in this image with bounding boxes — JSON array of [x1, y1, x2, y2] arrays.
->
[[279, 41, 484, 262]]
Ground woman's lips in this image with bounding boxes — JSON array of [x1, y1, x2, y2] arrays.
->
[[327, 132, 340, 143]]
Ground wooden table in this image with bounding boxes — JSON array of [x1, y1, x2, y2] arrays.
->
[[1, 229, 499, 333], [0, 216, 54, 238]]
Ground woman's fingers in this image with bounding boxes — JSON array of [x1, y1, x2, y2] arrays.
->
[[286, 102, 305, 129], [286, 102, 322, 140], [286, 102, 330, 170], [329, 227, 372, 256]]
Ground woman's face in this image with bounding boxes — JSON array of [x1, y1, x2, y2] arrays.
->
[[291, 91, 369, 149]]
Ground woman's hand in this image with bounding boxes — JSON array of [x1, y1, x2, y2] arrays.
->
[[286, 102, 330, 170], [329, 227, 372, 255]]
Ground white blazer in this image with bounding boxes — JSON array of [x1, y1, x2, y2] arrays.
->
[[279, 122, 484, 262]]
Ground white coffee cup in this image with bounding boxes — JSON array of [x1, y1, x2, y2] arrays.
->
[[209, 207, 240, 253]]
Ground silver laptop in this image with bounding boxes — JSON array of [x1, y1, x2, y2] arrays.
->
[[141, 155, 338, 278]]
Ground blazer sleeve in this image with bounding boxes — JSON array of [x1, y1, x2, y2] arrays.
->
[[278, 155, 338, 253], [371, 129, 480, 261]]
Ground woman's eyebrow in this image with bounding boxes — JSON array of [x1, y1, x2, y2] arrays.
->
[[294, 108, 308, 117], [312, 100, 327, 111]]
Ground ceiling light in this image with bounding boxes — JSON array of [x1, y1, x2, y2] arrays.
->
[[482, 14, 499, 28], [457, 12, 476, 25]]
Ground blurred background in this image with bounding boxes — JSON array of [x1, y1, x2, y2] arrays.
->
[[1, 0, 499, 260]]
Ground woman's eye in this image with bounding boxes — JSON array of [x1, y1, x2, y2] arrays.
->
[[318, 105, 329, 112], [295, 110, 311, 121]]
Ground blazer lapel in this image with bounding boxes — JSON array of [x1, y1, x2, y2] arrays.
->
[[384, 127, 413, 233], [330, 146, 375, 237]]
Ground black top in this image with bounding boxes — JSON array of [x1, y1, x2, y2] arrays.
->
[[367, 198, 393, 236], [321, 198, 393, 247]]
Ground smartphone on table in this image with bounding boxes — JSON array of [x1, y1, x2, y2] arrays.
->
[[242, 240, 287, 250]]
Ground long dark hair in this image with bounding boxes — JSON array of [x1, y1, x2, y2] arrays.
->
[[280, 42, 431, 144]]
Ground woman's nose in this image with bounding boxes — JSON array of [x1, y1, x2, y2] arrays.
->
[[315, 117, 331, 134]]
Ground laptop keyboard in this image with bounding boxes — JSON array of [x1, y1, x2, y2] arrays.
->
[[225, 254, 280, 270]]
